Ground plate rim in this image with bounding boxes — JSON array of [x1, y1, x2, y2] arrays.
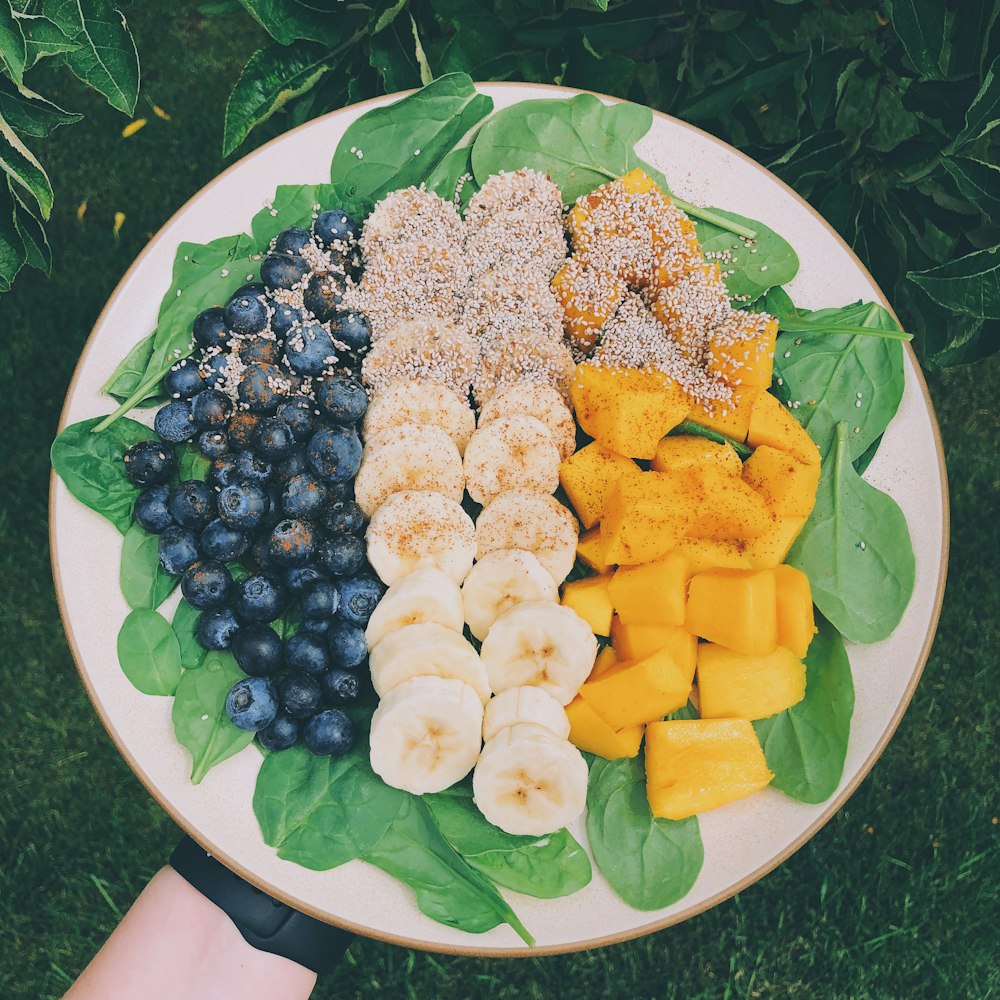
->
[[48, 79, 950, 957]]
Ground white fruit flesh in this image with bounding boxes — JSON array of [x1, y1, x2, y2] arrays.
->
[[363, 378, 476, 454], [478, 383, 576, 461], [482, 685, 570, 742], [364, 568, 464, 647], [461, 548, 558, 641], [463, 415, 560, 506]]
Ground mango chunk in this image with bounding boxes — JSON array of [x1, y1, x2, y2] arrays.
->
[[685, 466, 772, 542], [674, 536, 753, 575], [652, 435, 743, 476], [590, 644, 619, 678], [565, 696, 643, 759], [687, 386, 765, 442], [610, 618, 697, 682], [645, 719, 773, 820], [561, 574, 614, 637], [697, 643, 806, 720], [579, 647, 691, 729], [706, 310, 778, 389], [577, 526, 614, 574], [747, 391, 821, 467], [648, 262, 729, 356], [552, 258, 627, 354], [741, 445, 820, 518], [559, 442, 640, 529], [743, 514, 807, 568], [609, 553, 688, 627], [600, 472, 690, 565], [774, 564, 816, 659], [686, 567, 777, 656], [652, 216, 704, 289]]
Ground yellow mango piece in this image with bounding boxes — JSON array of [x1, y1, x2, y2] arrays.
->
[[609, 553, 688, 627], [743, 514, 807, 568], [600, 472, 691, 565], [697, 643, 806, 720], [579, 647, 691, 729], [567, 169, 665, 258], [685, 568, 777, 656], [652, 217, 704, 289], [559, 441, 640, 529], [610, 618, 697, 681], [685, 466, 772, 542], [571, 364, 689, 460], [561, 574, 614, 637], [590, 644, 619, 678], [707, 311, 778, 389], [618, 167, 662, 196], [648, 262, 727, 347], [577, 526, 614, 574], [645, 719, 773, 820], [687, 386, 764, 442], [674, 536, 754, 575], [774, 564, 816, 658], [565, 696, 643, 759], [742, 445, 820, 518], [551, 258, 627, 354], [652, 435, 743, 476], [747, 392, 821, 467]]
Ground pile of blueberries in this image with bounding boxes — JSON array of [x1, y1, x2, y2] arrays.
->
[[121, 210, 386, 758]]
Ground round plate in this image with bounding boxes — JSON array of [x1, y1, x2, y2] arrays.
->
[[50, 82, 948, 955]]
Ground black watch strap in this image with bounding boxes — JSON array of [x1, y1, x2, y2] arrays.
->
[[170, 835, 353, 975]]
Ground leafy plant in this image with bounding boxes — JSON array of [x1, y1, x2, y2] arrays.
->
[[172, 598, 207, 671], [119, 522, 178, 610], [116, 608, 182, 696]]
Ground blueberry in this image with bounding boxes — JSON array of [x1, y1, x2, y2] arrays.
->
[[235, 281, 267, 300], [193, 307, 230, 350], [306, 426, 362, 483], [321, 668, 361, 706], [196, 607, 241, 650], [224, 290, 268, 336], [200, 518, 249, 562], [318, 534, 365, 577], [285, 322, 337, 377], [190, 389, 232, 430], [259, 483, 285, 535], [337, 574, 386, 627], [181, 560, 233, 610], [261, 252, 310, 290], [315, 375, 367, 425], [278, 673, 322, 719], [226, 677, 278, 732], [164, 360, 206, 399], [284, 633, 329, 675], [154, 400, 196, 444], [282, 563, 328, 595], [168, 480, 216, 530], [234, 574, 285, 623], [209, 456, 239, 490], [233, 449, 273, 486], [123, 440, 177, 487], [322, 500, 366, 536], [303, 708, 354, 755], [199, 350, 232, 390], [198, 430, 229, 459], [227, 411, 261, 450], [217, 482, 269, 530], [273, 226, 311, 256], [302, 272, 346, 323], [301, 579, 339, 621], [267, 518, 317, 566], [326, 619, 368, 668], [251, 534, 281, 574], [257, 712, 300, 751], [313, 209, 359, 248], [133, 485, 174, 533], [299, 617, 333, 637], [330, 311, 371, 361], [276, 397, 316, 441], [238, 362, 285, 413], [231, 622, 283, 676], [253, 417, 295, 462], [281, 473, 327, 519], [271, 448, 307, 482], [237, 336, 282, 366], [158, 525, 201, 575], [271, 304, 303, 339]]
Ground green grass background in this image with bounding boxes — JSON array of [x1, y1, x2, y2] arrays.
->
[[1, 7, 997, 998]]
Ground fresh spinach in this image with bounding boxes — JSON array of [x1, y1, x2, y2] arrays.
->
[[172, 598, 207, 671], [250, 182, 340, 249], [788, 422, 916, 644], [667, 419, 752, 460], [754, 615, 854, 803], [116, 608, 182, 697], [586, 754, 703, 911], [119, 522, 178, 610], [101, 332, 158, 404], [175, 443, 211, 483], [425, 784, 592, 899]]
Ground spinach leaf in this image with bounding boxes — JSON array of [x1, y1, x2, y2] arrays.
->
[[586, 754, 703, 911], [172, 598, 207, 670], [329, 72, 493, 220], [116, 608, 182, 696], [120, 522, 178, 610], [250, 181, 339, 249], [172, 651, 255, 784], [175, 443, 211, 483], [754, 614, 854, 803], [425, 785, 591, 899], [907, 244, 1000, 321], [101, 332, 157, 404], [787, 422, 916, 644], [253, 743, 407, 870], [362, 794, 534, 945], [50, 416, 151, 534], [667, 419, 752, 460]]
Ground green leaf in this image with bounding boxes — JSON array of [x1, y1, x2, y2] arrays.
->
[[788, 423, 916, 644], [172, 651, 255, 784], [175, 442, 211, 482], [250, 181, 338, 249], [586, 754, 703, 911], [954, 54, 1000, 148], [667, 419, 751, 460], [17, 13, 79, 66], [101, 332, 155, 403], [368, 16, 423, 96], [0, 178, 26, 292], [0, 112, 53, 219], [0, 79, 82, 137], [907, 244, 1000, 320], [947, 0, 1000, 78], [870, 81, 920, 154], [754, 615, 854, 803], [0, 3, 27, 84], [679, 55, 806, 119], [119, 522, 178, 610], [172, 598, 207, 670], [116, 608, 182, 696], [234, 0, 348, 45], [10, 180, 49, 273], [42, 0, 139, 115], [885, 0, 948, 79], [941, 157, 1000, 217]]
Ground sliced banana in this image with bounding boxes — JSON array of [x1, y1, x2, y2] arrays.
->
[[477, 383, 577, 461], [355, 422, 464, 517], [480, 600, 597, 705], [463, 415, 561, 506], [461, 549, 558, 641], [369, 676, 484, 795], [472, 723, 588, 836], [364, 568, 464, 648], [363, 378, 476, 455], [367, 490, 476, 586], [369, 622, 491, 704], [482, 686, 570, 743], [475, 489, 579, 585]]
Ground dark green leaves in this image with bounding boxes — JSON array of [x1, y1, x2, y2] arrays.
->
[[0, 112, 52, 218], [885, 0, 948, 80], [908, 246, 1000, 322], [119, 523, 178, 610], [941, 158, 1000, 217], [0, 81, 81, 138], [172, 598, 207, 671], [0, 4, 26, 85], [116, 609, 182, 697], [953, 55, 1000, 149]]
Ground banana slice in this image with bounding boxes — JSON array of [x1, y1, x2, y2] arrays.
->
[[472, 722, 588, 835], [482, 686, 570, 743], [369, 622, 491, 703], [477, 383, 577, 461], [355, 422, 464, 517], [463, 415, 561, 506], [475, 489, 578, 585], [363, 378, 476, 455], [369, 676, 484, 795], [479, 600, 597, 705], [364, 568, 464, 647], [461, 549, 558, 641]]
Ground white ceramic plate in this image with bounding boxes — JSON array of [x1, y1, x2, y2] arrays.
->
[[50, 82, 948, 955]]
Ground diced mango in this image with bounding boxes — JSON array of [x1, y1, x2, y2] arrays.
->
[[577, 526, 614, 574], [600, 472, 690, 565], [706, 311, 778, 389], [645, 719, 773, 820], [652, 216, 703, 289], [618, 167, 662, 196], [648, 262, 728, 347], [697, 643, 806, 720], [579, 647, 691, 729], [652, 435, 743, 476], [608, 553, 688, 627], [561, 574, 614, 637], [741, 445, 820, 518], [686, 568, 777, 656], [610, 618, 697, 682], [774, 564, 816, 659], [673, 536, 753, 575], [565, 696, 643, 759], [747, 391, 821, 467], [551, 258, 627, 354], [685, 466, 772, 542], [590, 644, 619, 678], [743, 514, 807, 568], [559, 442, 640, 529], [687, 386, 764, 442]]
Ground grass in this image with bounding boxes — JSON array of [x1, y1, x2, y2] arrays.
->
[[1, 5, 997, 998]]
